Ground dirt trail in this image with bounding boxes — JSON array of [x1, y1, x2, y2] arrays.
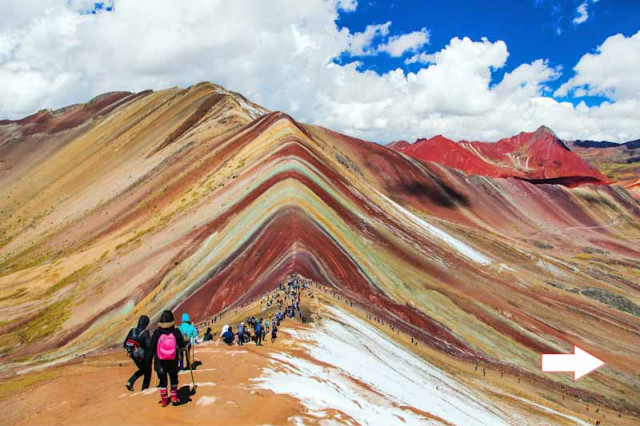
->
[[0, 337, 310, 425]]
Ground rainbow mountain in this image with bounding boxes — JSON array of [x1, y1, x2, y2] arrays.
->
[[0, 82, 639, 421]]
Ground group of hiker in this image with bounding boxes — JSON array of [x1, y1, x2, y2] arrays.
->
[[220, 277, 309, 347], [122, 310, 198, 407], [122, 273, 313, 408], [220, 315, 276, 346]]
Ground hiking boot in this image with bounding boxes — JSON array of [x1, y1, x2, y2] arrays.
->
[[159, 388, 169, 407], [170, 385, 179, 406], [125, 382, 134, 392]]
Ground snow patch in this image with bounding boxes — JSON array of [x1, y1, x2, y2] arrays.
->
[[196, 396, 217, 406], [510, 396, 589, 425], [377, 191, 491, 265], [194, 382, 217, 387], [180, 368, 216, 375], [254, 306, 510, 425]]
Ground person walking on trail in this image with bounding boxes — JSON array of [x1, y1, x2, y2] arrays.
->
[[150, 310, 186, 407], [123, 315, 152, 391], [178, 313, 198, 371], [237, 323, 245, 346], [271, 323, 277, 343], [254, 320, 263, 346]]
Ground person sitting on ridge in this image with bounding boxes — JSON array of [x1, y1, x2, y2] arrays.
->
[[203, 327, 213, 342], [222, 325, 235, 345]]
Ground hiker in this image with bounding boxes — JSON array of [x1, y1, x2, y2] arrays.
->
[[220, 324, 229, 337], [150, 310, 185, 407], [178, 313, 198, 370], [271, 323, 277, 343], [203, 327, 213, 342], [254, 320, 263, 346], [237, 323, 245, 346], [222, 326, 235, 345], [242, 327, 251, 344], [123, 315, 152, 391]]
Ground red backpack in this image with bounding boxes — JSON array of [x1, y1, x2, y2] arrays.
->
[[157, 333, 177, 360]]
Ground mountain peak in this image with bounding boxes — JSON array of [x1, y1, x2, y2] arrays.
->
[[534, 125, 557, 137]]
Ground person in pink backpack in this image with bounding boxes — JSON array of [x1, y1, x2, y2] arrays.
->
[[150, 310, 185, 407]]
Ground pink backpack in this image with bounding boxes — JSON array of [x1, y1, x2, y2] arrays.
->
[[157, 333, 177, 360]]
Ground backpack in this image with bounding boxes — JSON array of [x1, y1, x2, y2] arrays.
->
[[125, 329, 145, 361], [157, 332, 177, 360]]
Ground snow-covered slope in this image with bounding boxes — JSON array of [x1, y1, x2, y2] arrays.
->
[[254, 306, 587, 425]]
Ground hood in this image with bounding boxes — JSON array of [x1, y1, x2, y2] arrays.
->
[[136, 315, 150, 331], [158, 321, 174, 329], [181, 313, 191, 323]]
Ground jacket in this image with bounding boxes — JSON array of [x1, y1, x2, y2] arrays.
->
[[122, 328, 152, 361], [222, 330, 235, 344], [150, 325, 185, 372], [178, 313, 198, 343]]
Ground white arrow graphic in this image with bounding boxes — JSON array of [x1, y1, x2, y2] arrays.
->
[[541, 346, 605, 381]]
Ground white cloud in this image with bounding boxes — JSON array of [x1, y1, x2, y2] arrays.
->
[[555, 31, 640, 101], [346, 23, 428, 58], [346, 22, 391, 56], [337, 0, 358, 12], [573, 2, 589, 25], [0, 0, 638, 143], [378, 28, 429, 57], [405, 52, 433, 65]]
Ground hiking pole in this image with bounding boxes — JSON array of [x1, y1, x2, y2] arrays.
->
[[185, 347, 197, 393]]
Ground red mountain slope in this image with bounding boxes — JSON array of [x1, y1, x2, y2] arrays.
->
[[391, 127, 610, 187]]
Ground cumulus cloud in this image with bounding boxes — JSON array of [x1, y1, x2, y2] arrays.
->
[[377, 28, 429, 57], [346, 22, 391, 56], [0, 0, 638, 143], [555, 31, 640, 101], [573, 2, 589, 25]]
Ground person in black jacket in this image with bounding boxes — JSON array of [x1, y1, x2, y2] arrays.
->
[[122, 315, 152, 391], [150, 310, 185, 407], [202, 327, 213, 342]]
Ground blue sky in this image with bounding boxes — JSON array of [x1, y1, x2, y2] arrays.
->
[[336, 0, 639, 107]]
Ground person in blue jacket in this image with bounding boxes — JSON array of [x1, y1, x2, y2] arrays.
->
[[254, 319, 263, 346], [178, 313, 198, 370]]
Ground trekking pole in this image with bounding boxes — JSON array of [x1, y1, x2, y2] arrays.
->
[[185, 347, 197, 393]]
